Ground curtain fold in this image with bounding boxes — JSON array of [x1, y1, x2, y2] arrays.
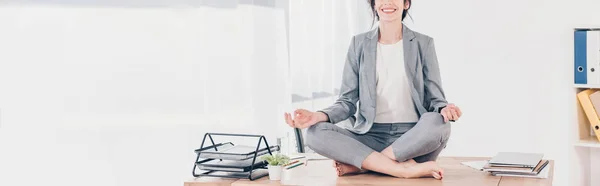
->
[[286, 0, 372, 153]]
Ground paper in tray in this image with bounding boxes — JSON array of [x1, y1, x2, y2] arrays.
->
[[197, 157, 268, 172], [197, 143, 280, 160], [199, 168, 269, 179]]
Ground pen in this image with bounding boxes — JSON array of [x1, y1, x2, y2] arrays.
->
[[283, 160, 299, 167], [286, 162, 304, 170]]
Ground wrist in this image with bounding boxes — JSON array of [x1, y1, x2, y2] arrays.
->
[[316, 111, 329, 123], [438, 106, 447, 113]]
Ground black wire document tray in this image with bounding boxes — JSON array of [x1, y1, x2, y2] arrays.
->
[[196, 143, 280, 161], [195, 169, 269, 180], [192, 133, 277, 180], [197, 157, 268, 172]]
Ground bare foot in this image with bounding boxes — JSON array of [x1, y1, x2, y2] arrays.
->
[[404, 161, 444, 180], [333, 161, 368, 176], [400, 159, 418, 168]]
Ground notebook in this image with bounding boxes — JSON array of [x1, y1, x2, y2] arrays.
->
[[488, 152, 543, 168], [491, 161, 550, 178], [486, 159, 549, 174]]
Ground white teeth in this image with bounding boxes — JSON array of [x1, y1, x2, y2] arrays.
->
[[382, 9, 396, 13]]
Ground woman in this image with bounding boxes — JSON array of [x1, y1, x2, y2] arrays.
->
[[284, 0, 462, 180]]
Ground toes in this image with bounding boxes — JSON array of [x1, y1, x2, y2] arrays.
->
[[337, 168, 344, 176], [335, 165, 342, 176], [432, 171, 442, 180]]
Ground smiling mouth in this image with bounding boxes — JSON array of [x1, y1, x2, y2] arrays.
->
[[381, 8, 397, 13]]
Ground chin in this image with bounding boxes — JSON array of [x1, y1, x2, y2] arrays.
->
[[379, 17, 401, 23]]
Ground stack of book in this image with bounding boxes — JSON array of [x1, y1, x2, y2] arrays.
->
[[483, 152, 549, 178]]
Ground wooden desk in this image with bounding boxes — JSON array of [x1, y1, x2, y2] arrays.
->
[[185, 156, 554, 186]]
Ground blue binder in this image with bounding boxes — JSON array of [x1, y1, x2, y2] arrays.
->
[[575, 30, 587, 84], [575, 28, 600, 85]]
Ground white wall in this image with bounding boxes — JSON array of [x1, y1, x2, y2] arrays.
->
[[2, 0, 600, 186], [404, 0, 600, 186], [0, 3, 290, 186]]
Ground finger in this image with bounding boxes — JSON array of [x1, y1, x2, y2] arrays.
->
[[441, 112, 449, 123], [441, 108, 450, 122], [295, 109, 309, 116], [285, 113, 293, 126], [445, 109, 452, 122], [456, 107, 462, 118], [451, 109, 459, 120], [288, 114, 298, 128], [447, 109, 455, 120], [432, 171, 441, 179], [283, 113, 292, 126], [290, 114, 300, 127], [289, 113, 299, 128]]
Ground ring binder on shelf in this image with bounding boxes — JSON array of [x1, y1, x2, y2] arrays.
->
[[192, 133, 278, 181]]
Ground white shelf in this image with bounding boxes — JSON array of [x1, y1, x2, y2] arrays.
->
[[574, 136, 600, 148], [574, 84, 600, 89]]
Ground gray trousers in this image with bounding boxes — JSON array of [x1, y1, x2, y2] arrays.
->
[[305, 112, 451, 168]]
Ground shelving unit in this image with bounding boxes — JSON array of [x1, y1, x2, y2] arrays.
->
[[572, 27, 600, 186], [574, 84, 600, 89], [574, 136, 600, 148], [573, 87, 600, 186], [574, 87, 600, 148]]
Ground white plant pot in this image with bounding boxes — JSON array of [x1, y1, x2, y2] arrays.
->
[[267, 165, 282, 180]]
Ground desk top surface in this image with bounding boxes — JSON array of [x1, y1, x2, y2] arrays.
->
[[185, 156, 554, 186]]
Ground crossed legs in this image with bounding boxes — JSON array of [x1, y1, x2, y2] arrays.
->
[[305, 112, 451, 179]]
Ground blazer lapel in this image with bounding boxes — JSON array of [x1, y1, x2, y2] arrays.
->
[[364, 29, 379, 103], [402, 25, 426, 115], [402, 25, 418, 82]]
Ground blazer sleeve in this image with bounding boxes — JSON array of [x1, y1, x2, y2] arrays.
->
[[422, 38, 448, 113], [317, 36, 359, 124]]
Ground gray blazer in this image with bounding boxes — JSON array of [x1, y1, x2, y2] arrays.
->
[[319, 24, 448, 134]]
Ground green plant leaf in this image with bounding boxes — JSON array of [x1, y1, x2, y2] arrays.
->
[[260, 153, 290, 166]]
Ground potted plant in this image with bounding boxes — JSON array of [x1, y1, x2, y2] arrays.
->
[[260, 153, 290, 180]]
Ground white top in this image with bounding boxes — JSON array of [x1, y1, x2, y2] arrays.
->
[[374, 40, 419, 123]]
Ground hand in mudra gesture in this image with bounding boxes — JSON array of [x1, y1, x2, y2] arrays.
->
[[440, 103, 462, 123], [283, 109, 327, 129]]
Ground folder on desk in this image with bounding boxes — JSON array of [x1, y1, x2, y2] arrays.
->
[[577, 89, 600, 142], [485, 159, 549, 174], [488, 152, 544, 168], [483, 152, 549, 179], [575, 29, 600, 85], [490, 161, 550, 179]]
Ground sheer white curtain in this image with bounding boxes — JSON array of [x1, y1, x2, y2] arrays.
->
[[0, 2, 290, 186], [285, 0, 372, 152], [198, 1, 291, 144]]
